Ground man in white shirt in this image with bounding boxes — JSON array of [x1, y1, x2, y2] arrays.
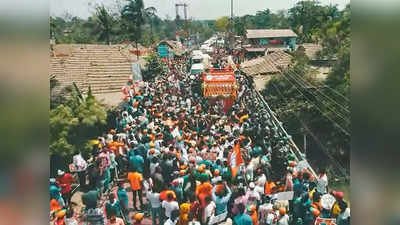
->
[[147, 186, 161, 225], [162, 193, 179, 219], [202, 196, 216, 225], [164, 209, 179, 225]]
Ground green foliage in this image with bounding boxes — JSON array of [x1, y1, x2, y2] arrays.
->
[[142, 53, 165, 81], [95, 5, 114, 44], [215, 16, 230, 32], [50, 86, 107, 159]]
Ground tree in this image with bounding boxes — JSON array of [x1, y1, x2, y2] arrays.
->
[[50, 85, 108, 167], [144, 6, 157, 43], [215, 16, 230, 32], [95, 5, 114, 44], [254, 9, 271, 28], [142, 53, 165, 81], [288, 0, 327, 42]]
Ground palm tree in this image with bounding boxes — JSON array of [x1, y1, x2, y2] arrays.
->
[[95, 5, 114, 44]]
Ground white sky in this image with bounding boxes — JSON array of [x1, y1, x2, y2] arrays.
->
[[50, 0, 350, 20]]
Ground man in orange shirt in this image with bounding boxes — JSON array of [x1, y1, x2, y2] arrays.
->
[[195, 178, 213, 209], [127, 167, 144, 211]]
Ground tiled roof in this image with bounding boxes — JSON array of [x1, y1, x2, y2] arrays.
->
[[50, 44, 137, 96], [299, 43, 323, 60], [246, 29, 298, 39], [241, 51, 293, 76]]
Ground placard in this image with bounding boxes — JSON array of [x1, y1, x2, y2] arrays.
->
[[314, 217, 336, 225], [271, 191, 294, 201], [208, 211, 227, 225]]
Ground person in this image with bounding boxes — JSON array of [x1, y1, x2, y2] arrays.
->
[[72, 151, 88, 190], [117, 182, 129, 222], [105, 193, 121, 219], [132, 213, 144, 225], [82, 189, 99, 209], [162, 193, 179, 220], [127, 167, 144, 211], [316, 168, 328, 194], [147, 186, 162, 225], [195, 177, 213, 208], [164, 209, 180, 225], [277, 208, 289, 225], [336, 201, 350, 225], [202, 196, 216, 225], [56, 170, 75, 206], [233, 203, 253, 225], [65, 208, 78, 225], [247, 205, 258, 225], [330, 191, 345, 218], [130, 150, 145, 174], [50, 178, 65, 207], [246, 182, 261, 208], [179, 199, 191, 225], [107, 211, 125, 225], [212, 182, 232, 216]]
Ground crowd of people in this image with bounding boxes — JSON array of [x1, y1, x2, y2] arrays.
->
[[49, 55, 350, 225]]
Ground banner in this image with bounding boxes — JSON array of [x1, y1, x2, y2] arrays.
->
[[314, 217, 336, 225], [131, 63, 143, 81]]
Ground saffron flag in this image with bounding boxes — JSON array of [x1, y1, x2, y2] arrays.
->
[[228, 142, 244, 178]]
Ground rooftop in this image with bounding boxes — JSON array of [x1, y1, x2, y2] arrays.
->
[[241, 51, 293, 76], [246, 29, 298, 39]]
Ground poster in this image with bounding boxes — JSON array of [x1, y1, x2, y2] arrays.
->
[[314, 217, 336, 225], [271, 191, 294, 201]]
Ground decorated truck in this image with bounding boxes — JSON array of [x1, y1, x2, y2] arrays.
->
[[202, 66, 237, 113]]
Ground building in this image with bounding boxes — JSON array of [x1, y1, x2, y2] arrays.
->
[[244, 29, 297, 59], [157, 40, 185, 59], [240, 51, 293, 90], [50, 44, 146, 106]]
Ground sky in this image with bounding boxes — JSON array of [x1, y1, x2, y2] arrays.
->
[[50, 0, 350, 20]]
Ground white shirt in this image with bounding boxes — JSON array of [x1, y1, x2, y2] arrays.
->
[[164, 218, 178, 225], [203, 201, 216, 223], [162, 200, 179, 218], [316, 173, 328, 194], [73, 153, 87, 172], [147, 191, 161, 208]]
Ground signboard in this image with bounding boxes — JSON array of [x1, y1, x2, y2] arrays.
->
[[314, 217, 336, 225], [158, 45, 169, 58]]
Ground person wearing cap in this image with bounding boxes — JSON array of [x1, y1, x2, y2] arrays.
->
[[211, 169, 222, 184], [277, 208, 289, 225], [247, 205, 258, 225], [50, 178, 65, 207], [132, 213, 144, 225], [246, 182, 261, 208], [162, 192, 179, 222], [56, 169, 74, 207], [330, 191, 345, 218], [212, 181, 232, 216]]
